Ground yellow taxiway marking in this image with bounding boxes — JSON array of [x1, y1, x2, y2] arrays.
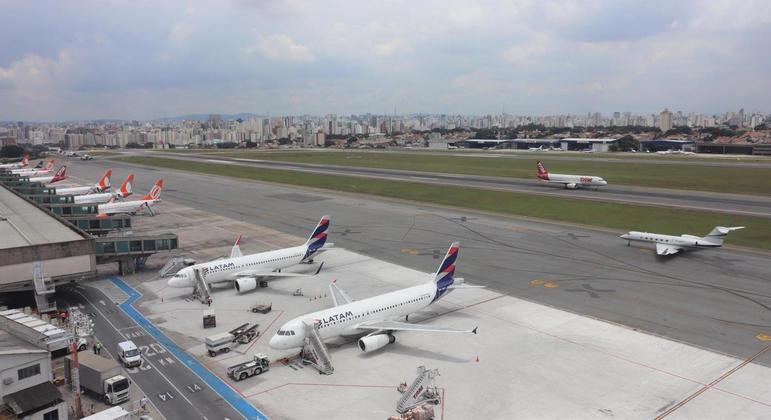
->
[[639, 248, 654, 254], [543, 281, 560, 289], [530, 279, 545, 286], [400, 247, 420, 255], [756, 332, 771, 341]]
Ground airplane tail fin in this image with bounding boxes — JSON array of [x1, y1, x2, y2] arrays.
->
[[704, 226, 744, 245], [21, 154, 29, 167], [97, 169, 112, 191], [536, 160, 550, 180], [119, 174, 134, 197], [45, 159, 55, 171], [431, 241, 459, 302], [230, 235, 243, 258], [142, 179, 163, 200], [304, 215, 330, 259], [50, 166, 67, 183]]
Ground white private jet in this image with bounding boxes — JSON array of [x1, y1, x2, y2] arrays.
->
[[269, 241, 479, 353], [96, 179, 162, 218], [528, 145, 544, 151], [73, 174, 133, 204], [536, 160, 607, 189], [56, 169, 113, 196], [167, 216, 331, 294], [28, 166, 68, 184], [12, 159, 54, 176], [620, 226, 745, 256], [0, 154, 29, 169]]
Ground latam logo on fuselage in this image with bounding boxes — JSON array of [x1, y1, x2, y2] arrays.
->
[[318, 310, 354, 326], [202, 262, 236, 276]]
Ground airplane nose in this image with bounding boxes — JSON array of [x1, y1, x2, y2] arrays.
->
[[268, 335, 282, 349]]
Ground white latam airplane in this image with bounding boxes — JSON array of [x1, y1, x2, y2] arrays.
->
[[0, 154, 29, 169], [167, 216, 331, 294], [620, 226, 744, 256], [96, 179, 163, 218], [12, 159, 54, 176], [269, 241, 479, 353], [536, 160, 607, 189], [28, 166, 68, 184], [73, 174, 133, 204], [56, 169, 113, 196]]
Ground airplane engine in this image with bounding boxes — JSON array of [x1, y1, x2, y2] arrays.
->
[[234, 277, 257, 293], [565, 183, 577, 189], [357, 334, 395, 352]]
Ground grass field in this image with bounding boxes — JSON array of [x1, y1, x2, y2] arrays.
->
[[203, 150, 771, 196], [116, 156, 771, 251]]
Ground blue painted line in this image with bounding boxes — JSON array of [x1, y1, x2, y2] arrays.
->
[[109, 276, 268, 420]]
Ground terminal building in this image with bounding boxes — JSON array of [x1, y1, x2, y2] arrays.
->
[[0, 167, 178, 312], [451, 138, 619, 152]]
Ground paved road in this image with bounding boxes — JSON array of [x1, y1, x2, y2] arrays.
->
[[64, 158, 771, 369], [57, 283, 244, 420], [144, 151, 771, 218]]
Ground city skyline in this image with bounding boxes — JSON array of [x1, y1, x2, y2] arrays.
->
[[1, 0, 770, 121]]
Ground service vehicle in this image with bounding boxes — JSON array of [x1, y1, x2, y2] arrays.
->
[[227, 353, 270, 381], [116, 340, 142, 368], [65, 352, 130, 405]]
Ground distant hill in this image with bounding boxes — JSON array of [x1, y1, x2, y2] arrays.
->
[[156, 113, 260, 122]]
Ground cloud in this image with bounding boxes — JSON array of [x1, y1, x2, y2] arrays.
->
[[373, 39, 413, 57], [255, 34, 315, 62]]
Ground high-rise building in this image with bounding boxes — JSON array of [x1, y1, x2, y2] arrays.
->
[[659, 108, 673, 132]]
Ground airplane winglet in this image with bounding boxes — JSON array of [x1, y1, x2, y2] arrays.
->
[[472, 326, 478, 335]]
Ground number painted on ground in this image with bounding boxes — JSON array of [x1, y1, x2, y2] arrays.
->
[[126, 361, 152, 373], [139, 345, 154, 357], [149, 343, 166, 354]]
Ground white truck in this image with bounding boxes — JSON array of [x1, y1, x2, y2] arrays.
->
[[117, 340, 142, 368], [227, 353, 270, 381], [65, 352, 130, 405]]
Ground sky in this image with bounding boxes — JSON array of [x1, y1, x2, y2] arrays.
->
[[0, 0, 769, 121]]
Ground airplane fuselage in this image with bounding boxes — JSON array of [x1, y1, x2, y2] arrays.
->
[[98, 199, 158, 215], [619, 231, 717, 249], [169, 245, 309, 288], [540, 173, 607, 188], [57, 185, 99, 195], [74, 192, 119, 204], [270, 282, 438, 349]]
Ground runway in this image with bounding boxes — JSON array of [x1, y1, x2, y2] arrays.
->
[[64, 157, 771, 369], [141, 151, 771, 218]]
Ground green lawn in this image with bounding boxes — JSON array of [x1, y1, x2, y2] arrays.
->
[[115, 156, 771, 251], [206, 150, 771, 196]]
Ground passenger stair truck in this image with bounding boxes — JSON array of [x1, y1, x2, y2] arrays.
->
[[227, 353, 270, 381], [396, 366, 441, 414], [65, 352, 131, 405]]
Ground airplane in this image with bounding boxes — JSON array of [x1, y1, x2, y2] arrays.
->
[[269, 241, 479, 353], [56, 169, 113, 196], [96, 179, 163, 218], [73, 174, 133, 204], [167, 216, 331, 294], [528, 145, 544, 151], [536, 160, 607, 189], [0, 154, 29, 169], [28, 166, 68, 184], [11, 159, 54, 176], [620, 226, 744, 256]]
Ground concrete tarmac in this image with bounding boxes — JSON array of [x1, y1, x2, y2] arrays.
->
[[62, 157, 771, 369], [144, 151, 771, 218]]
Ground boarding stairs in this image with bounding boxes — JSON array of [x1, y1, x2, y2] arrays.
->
[[301, 320, 334, 375], [158, 256, 195, 277], [191, 268, 212, 304], [32, 262, 57, 314], [396, 366, 441, 414]]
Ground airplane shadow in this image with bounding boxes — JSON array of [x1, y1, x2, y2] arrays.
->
[[357, 342, 473, 364]]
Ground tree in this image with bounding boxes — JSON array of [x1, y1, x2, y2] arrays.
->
[[0, 144, 25, 158], [615, 135, 639, 151]]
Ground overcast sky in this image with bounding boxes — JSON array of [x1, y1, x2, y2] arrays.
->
[[1, 0, 769, 121]]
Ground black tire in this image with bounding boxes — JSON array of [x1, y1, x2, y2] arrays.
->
[[239, 372, 247, 381], [224, 348, 230, 353], [78, 344, 87, 352], [209, 350, 216, 357], [255, 368, 262, 375]]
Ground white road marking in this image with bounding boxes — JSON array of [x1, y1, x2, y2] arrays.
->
[[205, 159, 236, 164], [99, 299, 106, 306], [165, 357, 175, 365]]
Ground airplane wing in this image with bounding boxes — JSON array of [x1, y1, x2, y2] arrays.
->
[[355, 320, 477, 334], [329, 281, 353, 307], [234, 262, 324, 279], [656, 243, 684, 256]]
